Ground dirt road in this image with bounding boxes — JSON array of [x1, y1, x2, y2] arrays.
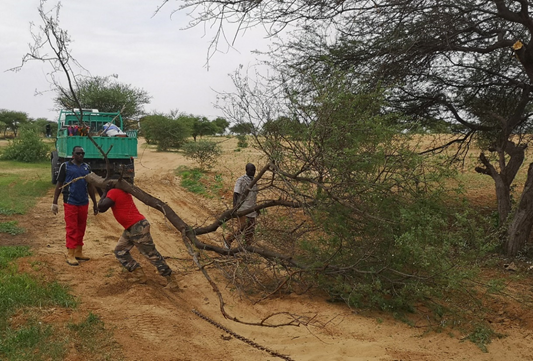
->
[[9, 138, 533, 361]]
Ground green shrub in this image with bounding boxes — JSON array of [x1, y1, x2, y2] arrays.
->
[[140, 114, 191, 151], [182, 140, 222, 169], [1, 127, 49, 162], [236, 134, 248, 148]]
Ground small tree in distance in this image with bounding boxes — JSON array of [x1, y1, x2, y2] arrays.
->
[[189, 116, 219, 141], [212, 117, 229, 135], [1, 125, 50, 162], [140, 114, 190, 151], [182, 140, 222, 169], [0, 110, 29, 138]]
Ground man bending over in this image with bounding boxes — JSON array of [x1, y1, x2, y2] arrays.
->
[[98, 183, 180, 289]]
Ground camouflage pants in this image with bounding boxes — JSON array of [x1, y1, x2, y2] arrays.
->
[[114, 219, 172, 277], [226, 216, 257, 245]]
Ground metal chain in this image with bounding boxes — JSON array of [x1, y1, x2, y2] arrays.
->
[[192, 309, 295, 361]]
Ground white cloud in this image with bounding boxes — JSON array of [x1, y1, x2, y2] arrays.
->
[[0, 0, 272, 121]]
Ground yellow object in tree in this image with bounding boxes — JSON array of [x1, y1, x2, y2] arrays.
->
[[513, 40, 523, 50]]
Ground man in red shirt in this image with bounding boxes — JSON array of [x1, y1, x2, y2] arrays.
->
[[97, 183, 179, 289]]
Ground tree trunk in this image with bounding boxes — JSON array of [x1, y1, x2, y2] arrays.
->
[[475, 142, 526, 227], [506, 162, 533, 256], [476, 153, 512, 225], [495, 176, 512, 226]]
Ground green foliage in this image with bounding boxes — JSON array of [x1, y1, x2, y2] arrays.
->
[[189, 116, 219, 141], [464, 324, 503, 353], [0, 246, 122, 361], [261, 116, 306, 139], [307, 192, 492, 309], [0, 110, 29, 137], [182, 140, 222, 169], [0, 246, 77, 326], [0, 162, 53, 215], [212, 117, 230, 135], [0, 246, 31, 269], [236, 134, 248, 148], [175, 166, 224, 198], [54, 75, 150, 125], [0, 126, 50, 162], [223, 66, 500, 345], [230, 122, 255, 135], [0, 221, 25, 235], [140, 114, 191, 151]]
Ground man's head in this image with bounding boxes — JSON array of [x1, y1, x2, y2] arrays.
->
[[72, 146, 85, 163], [245, 163, 256, 178]]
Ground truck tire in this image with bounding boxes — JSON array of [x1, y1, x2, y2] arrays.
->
[[51, 150, 59, 184]]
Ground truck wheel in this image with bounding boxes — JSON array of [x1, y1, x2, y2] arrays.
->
[[51, 150, 59, 184]]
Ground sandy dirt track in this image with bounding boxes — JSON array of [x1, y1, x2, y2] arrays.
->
[[5, 138, 533, 361]]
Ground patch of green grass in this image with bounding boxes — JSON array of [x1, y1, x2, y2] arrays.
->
[[0, 321, 65, 361], [0, 246, 32, 268], [464, 324, 504, 353], [0, 160, 54, 215], [0, 269, 77, 328], [0, 221, 25, 235], [66, 312, 122, 359], [0, 246, 123, 361], [175, 165, 224, 198]]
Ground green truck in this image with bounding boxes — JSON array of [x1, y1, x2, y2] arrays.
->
[[51, 109, 138, 184]]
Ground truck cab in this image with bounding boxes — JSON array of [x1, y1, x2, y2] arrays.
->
[[51, 109, 138, 184]]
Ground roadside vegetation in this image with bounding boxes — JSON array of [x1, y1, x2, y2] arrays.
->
[[0, 160, 52, 216], [0, 141, 122, 360], [175, 165, 224, 198], [0, 126, 50, 163], [0, 130, 529, 352], [0, 246, 123, 361]]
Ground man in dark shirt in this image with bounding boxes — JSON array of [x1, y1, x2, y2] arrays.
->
[[98, 183, 180, 289], [52, 146, 98, 266]]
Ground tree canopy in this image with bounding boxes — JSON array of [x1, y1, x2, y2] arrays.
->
[[54, 76, 151, 126], [176, 0, 533, 255], [140, 113, 191, 151], [0, 110, 29, 137]]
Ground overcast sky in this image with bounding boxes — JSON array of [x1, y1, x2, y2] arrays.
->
[[0, 0, 271, 122]]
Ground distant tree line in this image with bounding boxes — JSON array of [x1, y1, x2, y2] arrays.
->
[[0, 109, 53, 138]]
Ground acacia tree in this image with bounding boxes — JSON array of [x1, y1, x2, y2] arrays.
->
[[189, 115, 218, 141], [0, 110, 29, 137], [213, 65, 490, 310], [212, 116, 229, 135], [54, 75, 151, 128], [173, 0, 533, 256]]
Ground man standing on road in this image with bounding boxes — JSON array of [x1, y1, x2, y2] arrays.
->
[[97, 183, 180, 289], [45, 123, 51, 138], [223, 163, 258, 249], [52, 146, 98, 266]]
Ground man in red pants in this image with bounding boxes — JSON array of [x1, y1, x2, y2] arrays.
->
[[52, 146, 98, 266]]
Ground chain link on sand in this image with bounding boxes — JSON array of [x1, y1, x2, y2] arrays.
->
[[192, 309, 295, 361]]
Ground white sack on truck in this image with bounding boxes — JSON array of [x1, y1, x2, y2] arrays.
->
[[102, 123, 126, 137]]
